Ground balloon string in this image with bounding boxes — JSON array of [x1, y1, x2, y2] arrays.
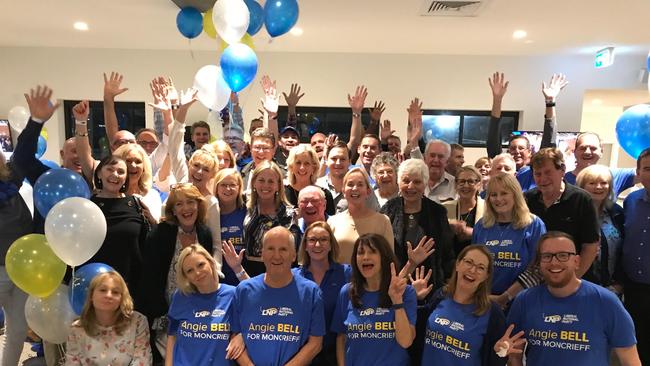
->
[[70, 266, 76, 311], [189, 39, 195, 61]]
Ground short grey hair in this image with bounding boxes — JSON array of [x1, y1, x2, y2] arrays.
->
[[398, 158, 429, 184], [424, 139, 451, 158], [298, 185, 325, 201], [370, 152, 399, 180]]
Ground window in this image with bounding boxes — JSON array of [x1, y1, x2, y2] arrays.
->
[[63, 100, 145, 159], [422, 110, 518, 147], [276, 106, 518, 147]]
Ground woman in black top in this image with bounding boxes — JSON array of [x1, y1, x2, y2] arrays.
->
[[284, 144, 335, 215]]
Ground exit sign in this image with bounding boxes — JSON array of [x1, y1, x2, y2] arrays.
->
[[595, 47, 615, 68]]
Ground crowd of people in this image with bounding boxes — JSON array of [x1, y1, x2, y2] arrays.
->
[[0, 70, 647, 366]]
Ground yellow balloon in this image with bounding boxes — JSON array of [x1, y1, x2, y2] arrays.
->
[[220, 34, 255, 52], [209, 135, 217, 144], [203, 9, 217, 39], [40, 126, 48, 141], [5, 234, 66, 298]]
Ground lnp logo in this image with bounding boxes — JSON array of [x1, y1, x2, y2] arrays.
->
[[485, 240, 500, 247], [544, 315, 561, 323], [261, 308, 278, 316], [435, 317, 450, 326], [450, 322, 465, 331], [194, 311, 211, 318], [359, 308, 375, 316]]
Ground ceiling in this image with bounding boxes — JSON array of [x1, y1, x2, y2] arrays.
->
[[1, 0, 649, 55]]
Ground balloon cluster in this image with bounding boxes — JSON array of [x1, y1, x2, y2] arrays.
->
[[175, 0, 299, 108], [5, 169, 110, 343]]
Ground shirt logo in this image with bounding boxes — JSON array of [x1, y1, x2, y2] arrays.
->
[[486, 240, 500, 246], [212, 309, 226, 317], [450, 322, 465, 331], [435, 317, 450, 326], [194, 311, 211, 318], [359, 307, 390, 316], [544, 315, 562, 323], [261, 307, 294, 316]]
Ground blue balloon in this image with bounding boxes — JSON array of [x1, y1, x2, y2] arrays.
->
[[40, 159, 60, 169], [176, 7, 203, 39], [69, 263, 114, 315], [245, 0, 264, 35], [220, 44, 258, 92], [35, 135, 47, 159], [615, 104, 650, 159], [33, 168, 91, 218], [264, 0, 299, 37]]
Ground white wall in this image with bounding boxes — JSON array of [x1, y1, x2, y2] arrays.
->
[[0, 46, 647, 162]]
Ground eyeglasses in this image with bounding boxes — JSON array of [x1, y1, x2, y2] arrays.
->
[[252, 145, 272, 152], [218, 183, 239, 190], [457, 179, 479, 186], [307, 237, 330, 245], [137, 140, 159, 148], [539, 252, 576, 263], [460, 258, 487, 274]]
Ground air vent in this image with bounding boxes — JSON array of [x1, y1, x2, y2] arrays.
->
[[420, 0, 487, 17]]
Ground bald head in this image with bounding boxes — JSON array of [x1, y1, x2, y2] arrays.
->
[[112, 130, 136, 152], [60, 137, 82, 173]]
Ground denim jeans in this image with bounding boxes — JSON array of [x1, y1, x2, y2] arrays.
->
[[0, 266, 28, 366]]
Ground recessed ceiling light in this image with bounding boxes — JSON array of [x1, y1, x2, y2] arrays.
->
[[290, 27, 303, 36], [512, 30, 527, 39], [73, 21, 89, 31]]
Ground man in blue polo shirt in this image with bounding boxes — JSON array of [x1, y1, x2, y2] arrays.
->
[[232, 226, 325, 366], [505, 231, 641, 365], [622, 147, 650, 365]]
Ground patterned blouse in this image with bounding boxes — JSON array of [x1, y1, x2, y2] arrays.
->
[[64, 311, 152, 366]]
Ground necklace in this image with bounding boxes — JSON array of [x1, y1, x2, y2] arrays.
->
[[179, 226, 196, 235]]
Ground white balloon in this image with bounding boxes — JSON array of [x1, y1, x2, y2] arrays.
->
[[193, 65, 232, 111], [8, 106, 29, 132], [45, 197, 107, 267], [213, 0, 250, 44], [25, 285, 77, 344]]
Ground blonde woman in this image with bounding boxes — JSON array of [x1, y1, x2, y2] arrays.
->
[[472, 173, 546, 307], [576, 164, 624, 288], [214, 168, 247, 285], [205, 140, 236, 170], [243, 161, 301, 276], [285, 144, 335, 215], [166, 245, 246, 365], [328, 167, 394, 264], [65, 271, 152, 366], [113, 143, 162, 222]]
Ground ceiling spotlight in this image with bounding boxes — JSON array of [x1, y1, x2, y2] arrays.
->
[[73, 21, 89, 31], [512, 30, 527, 39], [290, 27, 303, 36]]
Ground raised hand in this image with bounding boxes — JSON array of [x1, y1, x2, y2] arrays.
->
[[282, 83, 305, 107], [388, 262, 407, 304], [222, 240, 246, 273], [24, 85, 61, 121], [148, 77, 171, 110], [407, 236, 435, 267], [395, 151, 405, 163], [72, 100, 90, 122], [409, 266, 433, 300], [369, 100, 385, 122], [493, 324, 526, 357], [260, 75, 276, 95], [103, 72, 128, 100], [260, 76, 279, 115], [380, 119, 395, 141], [347, 85, 368, 114], [178, 88, 198, 107], [489, 72, 509, 99], [407, 97, 423, 123], [542, 73, 569, 101]]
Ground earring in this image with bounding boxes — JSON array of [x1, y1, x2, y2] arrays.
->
[[95, 179, 103, 189]]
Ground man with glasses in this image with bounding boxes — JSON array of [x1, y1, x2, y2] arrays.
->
[[504, 231, 641, 365], [240, 128, 283, 188], [297, 186, 328, 232]]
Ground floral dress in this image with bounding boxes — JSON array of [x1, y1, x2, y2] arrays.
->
[[64, 311, 152, 366]]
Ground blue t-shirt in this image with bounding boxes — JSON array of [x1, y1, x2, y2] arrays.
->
[[232, 274, 326, 366], [220, 207, 247, 285], [516, 166, 536, 192], [167, 284, 237, 366], [421, 297, 490, 366], [292, 263, 352, 349], [331, 284, 417, 366], [565, 168, 636, 197], [507, 280, 637, 366], [472, 216, 546, 294]]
